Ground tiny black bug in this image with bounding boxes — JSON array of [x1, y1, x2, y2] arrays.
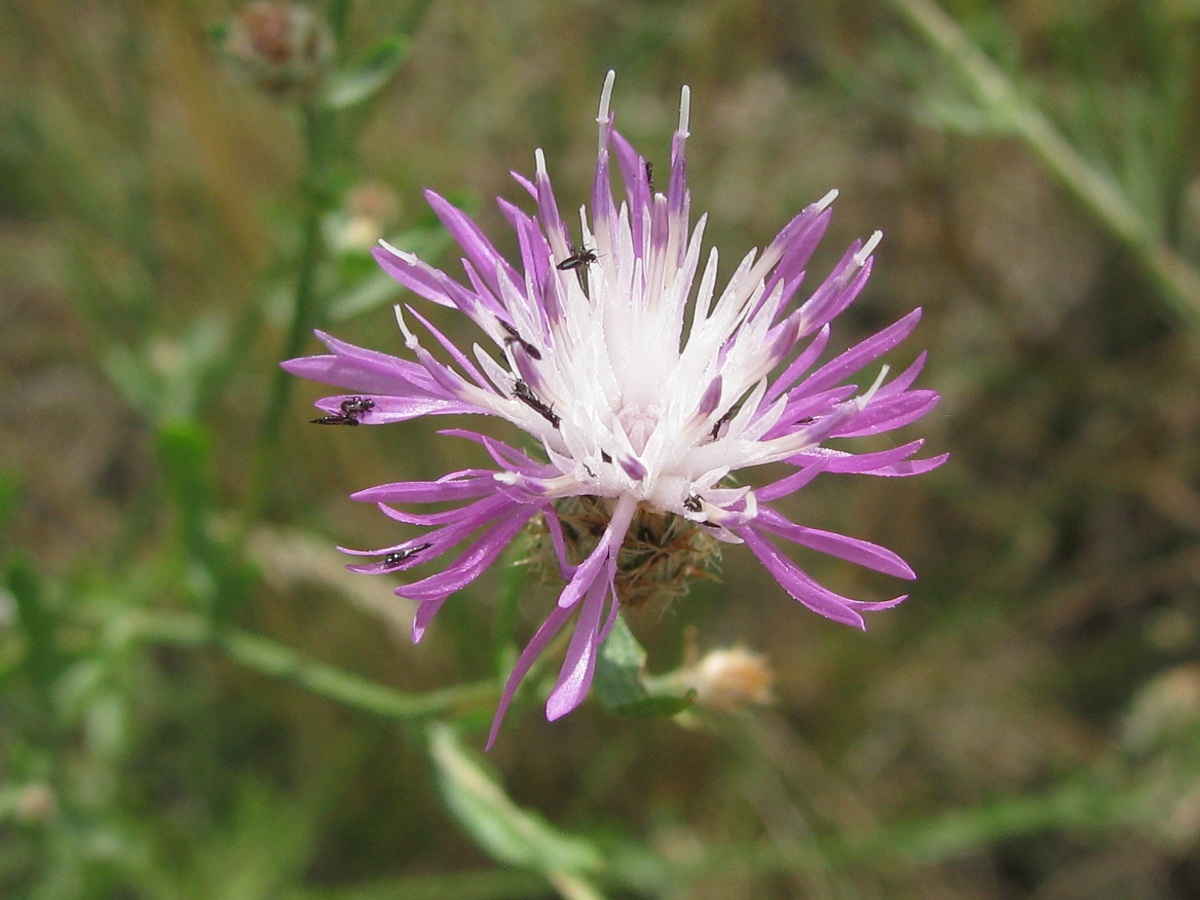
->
[[340, 396, 374, 416], [311, 396, 374, 426], [499, 321, 542, 360], [683, 494, 703, 513], [383, 542, 432, 568], [555, 245, 598, 272], [709, 409, 735, 442], [512, 379, 561, 429]]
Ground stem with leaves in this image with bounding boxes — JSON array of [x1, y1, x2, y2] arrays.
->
[[882, 0, 1200, 333]]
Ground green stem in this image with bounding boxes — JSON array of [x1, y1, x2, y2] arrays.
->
[[328, 0, 353, 46], [128, 612, 499, 722], [882, 0, 1200, 332], [238, 102, 332, 543]]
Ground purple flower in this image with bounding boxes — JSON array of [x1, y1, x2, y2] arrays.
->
[[283, 72, 946, 746]]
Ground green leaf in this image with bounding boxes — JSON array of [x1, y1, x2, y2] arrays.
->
[[7, 556, 60, 691], [592, 615, 694, 719], [603, 691, 696, 719], [155, 419, 214, 527], [0, 470, 21, 535], [324, 36, 409, 110], [206, 22, 231, 45], [427, 723, 604, 883]]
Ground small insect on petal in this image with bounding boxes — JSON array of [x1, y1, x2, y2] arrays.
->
[[512, 378, 561, 429], [384, 542, 432, 568], [500, 321, 542, 360], [555, 245, 599, 271], [311, 396, 374, 425], [340, 396, 375, 416]]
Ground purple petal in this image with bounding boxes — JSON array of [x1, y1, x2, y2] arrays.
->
[[424, 190, 521, 298], [486, 603, 574, 750], [556, 494, 636, 609], [405, 305, 491, 391], [763, 325, 830, 406], [397, 508, 535, 610], [795, 309, 923, 397], [796, 243, 873, 335], [437, 429, 560, 477], [755, 506, 915, 579], [756, 459, 830, 501], [834, 391, 941, 438], [370, 244, 458, 309], [351, 472, 498, 504], [546, 575, 611, 721], [741, 528, 907, 628], [868, 452, 949, 477], [284, 331, 439, 395]]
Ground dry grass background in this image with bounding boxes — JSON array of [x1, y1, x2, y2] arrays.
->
[[3, 0, 1200, 897]]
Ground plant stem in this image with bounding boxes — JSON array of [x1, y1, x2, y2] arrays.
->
[[238, 102, 331, 543], [127, 611, 499, 722], [882, 0, 1200, 333]]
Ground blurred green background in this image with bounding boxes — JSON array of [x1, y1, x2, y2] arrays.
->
[[4, 0, 1200, 897]]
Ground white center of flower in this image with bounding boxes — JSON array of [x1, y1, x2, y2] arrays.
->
[[617, 405, 660, 455]]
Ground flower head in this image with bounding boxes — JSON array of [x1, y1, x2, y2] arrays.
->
[[220, 1, 334, 100], [283, 72, 946, 746]]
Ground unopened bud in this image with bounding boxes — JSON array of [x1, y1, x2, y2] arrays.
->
[[220, 2, 333, 100], [684, 646, 774, 709], [15, 783, 58, 824], [336, 182, 399, 252]]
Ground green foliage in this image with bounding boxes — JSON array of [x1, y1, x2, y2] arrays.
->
[[429, 724, 604, 894], [324, 36, 410, 111], [592, 615, 694, 718]]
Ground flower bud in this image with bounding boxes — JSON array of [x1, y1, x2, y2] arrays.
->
[[683, 646, 774, 709], [220, 2, 333, 101], [15, 783, 58, 824]]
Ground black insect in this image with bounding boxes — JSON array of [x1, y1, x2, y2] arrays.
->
[[683, 494, 703, 513], [311, 396, 374, 426], [600, 450, 612, 463], [512, 379, 561, 429], [499, 321, 542, 360], [555, 245, 598, 272], [383, 543, 432, 568], [709, 409, 735, 442], [340, 396, 374, 416], [644, 159, 655, 193]]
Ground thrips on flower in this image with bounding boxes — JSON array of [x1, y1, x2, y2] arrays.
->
[[282, 71, 946, 747], [309, 395, 374, 425], [555, 245, 600, 271]]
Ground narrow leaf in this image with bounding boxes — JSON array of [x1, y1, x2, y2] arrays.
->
[[428, 723, 603, 880], [325, 36, 409, 110]]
